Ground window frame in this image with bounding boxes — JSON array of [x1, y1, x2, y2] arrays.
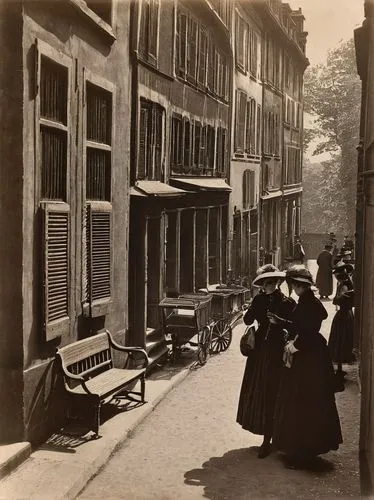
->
[[82, 70, 115, 318], [35, 39, 72, 206], [139, 0, 160, 66]]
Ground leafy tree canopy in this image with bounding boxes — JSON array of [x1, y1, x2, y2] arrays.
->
[[302, 38, 361, 235]]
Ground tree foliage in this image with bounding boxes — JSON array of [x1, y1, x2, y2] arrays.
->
[[303, 39, 361, 235]]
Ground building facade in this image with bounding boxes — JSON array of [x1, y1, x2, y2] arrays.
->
[[354, 0, 374, 493], [230, 0, 308, 277], [229, 1, 262, 284], [257, 1, 308, 268], [0, 0, 131, 444], [128, 0, 232, 365]]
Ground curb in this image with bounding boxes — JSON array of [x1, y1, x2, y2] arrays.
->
[[72, 364, 193, 498], [0, 443, 31, 481], [0, 363, 194, 500]]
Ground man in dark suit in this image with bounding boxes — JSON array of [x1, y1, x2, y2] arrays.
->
[[316, 244, 333, 299], [293, 236, 306, 264]]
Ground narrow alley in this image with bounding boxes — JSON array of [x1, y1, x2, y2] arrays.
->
[[78, 261, 360, 500]]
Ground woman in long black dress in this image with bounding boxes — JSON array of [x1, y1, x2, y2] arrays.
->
[[328, 262, 355, 377], [237, 264, 295, 458], [271, 265, 343, 468]]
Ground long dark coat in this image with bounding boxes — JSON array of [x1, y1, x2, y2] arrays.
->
[[237, 289, 295, 435], [328, 277, 355, 363], [273, 289, 343, 457], [316, 250, 333, 296]]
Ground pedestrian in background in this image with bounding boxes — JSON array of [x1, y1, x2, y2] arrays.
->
[[237, 264, 295, 459], [270, 265, 343, 469], [328, 262, 355, 390], [316, 244, 333, 299], [293, 236, 305, 264]]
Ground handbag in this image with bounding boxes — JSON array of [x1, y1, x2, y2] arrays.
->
[[240, 322, 257, 357]]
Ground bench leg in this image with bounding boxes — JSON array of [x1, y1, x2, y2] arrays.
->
[[92, 398, 101, 437], [141, 374, 146, 402]]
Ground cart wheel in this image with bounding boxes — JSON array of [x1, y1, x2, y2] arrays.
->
[[197, 327, 211, 365], [210, 319, 232, 353]]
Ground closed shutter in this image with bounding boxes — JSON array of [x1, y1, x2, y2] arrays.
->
[[153, 106, 163, 180], [198, 28, 207, 86], [138, 104, 148, 179], [87, 202, 112, 317], [43, 203, 70, 341]]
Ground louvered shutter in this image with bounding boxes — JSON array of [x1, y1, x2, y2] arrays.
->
[[43, 203, 70, 341], [138, 105, 148, 179], [87, 202, 112, 317]]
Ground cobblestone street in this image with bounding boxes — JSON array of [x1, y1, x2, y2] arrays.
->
[[79, 261, 360, 500]]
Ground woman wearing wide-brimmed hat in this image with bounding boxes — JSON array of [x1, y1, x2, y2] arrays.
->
[[270, 265, 342, 468], [236, 264, 295, 458], [328, 261, 355, 380]]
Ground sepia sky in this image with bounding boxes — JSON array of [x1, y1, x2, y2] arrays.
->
[[289, 0, 364, 65]]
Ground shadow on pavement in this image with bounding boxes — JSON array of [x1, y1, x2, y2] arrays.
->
[[184, 447, 336, 500]]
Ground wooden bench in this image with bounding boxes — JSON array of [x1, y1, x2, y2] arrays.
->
[[56, 329, 148, 437]]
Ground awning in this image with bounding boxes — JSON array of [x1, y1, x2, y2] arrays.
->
[[130, 180, 188, 197], [260, 190, 283, 200], [170, 177, 232, 192]]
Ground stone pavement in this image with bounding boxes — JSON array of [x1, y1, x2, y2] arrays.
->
[[0, 260, 361, 499], [78, 261, 360, 500]]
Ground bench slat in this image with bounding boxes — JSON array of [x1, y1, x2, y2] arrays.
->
[[58, 332, 110, 367], [71, 368, 145, 398]]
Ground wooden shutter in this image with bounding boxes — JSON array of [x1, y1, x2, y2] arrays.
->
[[43, 203, 70, 341], [198, 28, 207, 86], [187, 17, 198, 83], [138, 104, 148, 179], [154, 106, 163, 180], [87, 202, 112, 317], [178, 12, 187, 77], [148, 0, 159, 62]]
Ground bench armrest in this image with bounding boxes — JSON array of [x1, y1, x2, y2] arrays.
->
[[106, 330, 149, 368]]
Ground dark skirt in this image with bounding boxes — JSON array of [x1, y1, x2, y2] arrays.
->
[[328, 309, 355, 363], [273, 335, 343, 457], [237, 333, 284, 435]]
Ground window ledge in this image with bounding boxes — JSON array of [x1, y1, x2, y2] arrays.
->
[[66, 0, 115, 42]]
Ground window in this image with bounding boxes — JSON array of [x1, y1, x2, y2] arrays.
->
[[249, 29, 258, 77], [245, 98, 256, 155], [235, 12, 247, 72], [243, 170, 256, 210], [193, 121, 201, 168], [36, 40, 72, 341], [84, 76, 114, 318], [138, 99, 164, 180], [139, 0, 159, 65], [235, 90, 247, 153], [40, 56, 69, 201], [216, 127, 227, 175], [86, 1, 112, 24], [256, 104, 262, 155], [86, 83, 112, 201], [187, 17, 198, 82], [171, 114, 183, 169], [198, 28, 208, 86], [285, 147, 301, 185], [176, 11, 187, 77]]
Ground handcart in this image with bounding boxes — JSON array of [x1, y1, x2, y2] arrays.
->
[[200, 285, 251, 354], [159, 294, 213, 365]]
